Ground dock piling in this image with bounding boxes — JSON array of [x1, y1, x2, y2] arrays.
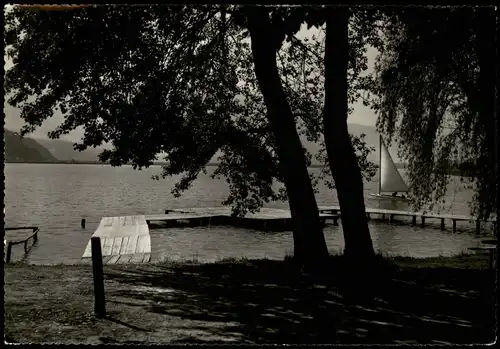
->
[[333, 216, 339, 226], [81, 218, 86, 229], [412, 216, 416, 226], [440, 218, 445, 230], [366, 213, 371, 221], [421, 217, 426, 228], [91, 237, 106, 318], [453, 220, 457, 232], [5, 242, 12, 264], [476, 220, 481, 235]]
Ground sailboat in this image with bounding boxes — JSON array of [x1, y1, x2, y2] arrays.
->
[[370, 135, 410, 201]]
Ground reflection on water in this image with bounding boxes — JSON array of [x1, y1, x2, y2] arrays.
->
[[149, 221, 485, 264], [4, 164, 488, 265]]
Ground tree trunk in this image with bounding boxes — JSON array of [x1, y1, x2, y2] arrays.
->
[[323, 9, 376, 267], [246, 9, 329, 268]]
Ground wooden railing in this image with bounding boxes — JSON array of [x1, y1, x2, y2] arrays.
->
[[4, 227, 39, 264]]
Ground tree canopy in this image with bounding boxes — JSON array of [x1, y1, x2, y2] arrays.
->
[[363, 7, 497, 220], [4, 5, 377, 217]]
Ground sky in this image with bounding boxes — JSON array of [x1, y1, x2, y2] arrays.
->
[[3, 17, 380, 143]]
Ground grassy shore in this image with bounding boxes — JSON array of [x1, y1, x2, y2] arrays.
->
[[4, 254, 496, 344]]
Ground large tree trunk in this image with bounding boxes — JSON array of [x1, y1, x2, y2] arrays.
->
[[323, 9, 376, 267], [246, 9, 329, 268]]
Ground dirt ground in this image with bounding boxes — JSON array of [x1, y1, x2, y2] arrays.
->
[[3, 254, 497, 344]]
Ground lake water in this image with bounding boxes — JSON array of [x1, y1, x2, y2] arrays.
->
[[3, 163, 491, 265]]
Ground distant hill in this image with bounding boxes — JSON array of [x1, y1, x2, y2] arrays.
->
[[4, 129, 57, 162], [33, 137, 104, 162], [5, 123, 402, 166]]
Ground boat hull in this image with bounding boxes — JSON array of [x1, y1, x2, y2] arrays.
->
[[369, 193, 410, 201]]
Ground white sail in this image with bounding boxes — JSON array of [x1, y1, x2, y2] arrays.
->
[[380, 139, 409, 193]]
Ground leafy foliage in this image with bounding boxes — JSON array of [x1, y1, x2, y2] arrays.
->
[[362, 7, 496, 219], [5, 5, 377, 216]]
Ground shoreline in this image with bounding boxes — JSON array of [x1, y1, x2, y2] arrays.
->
[[4, 254, 496, 344], [4, 250, 495, 267]]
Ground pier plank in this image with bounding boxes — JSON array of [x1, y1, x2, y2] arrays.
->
[[146, 213, 218, 221], [119, 237, 130, 255], [116, 254, 133, 264], [130, 253, 145, 264], [146, 211, 335, 222], [81, 215, 151, 260], [107, 255, 121, 265], [318, 205, 495, 223], [111, 237, 123, 256], [125, 236, 139, 255], [102, 238, 114, 256], [93, 215, 149, 238], [80, 258, 92, 265], [83, 241, 91, 258], [103, 217, 113, 227], [136, 235, 151, 254]]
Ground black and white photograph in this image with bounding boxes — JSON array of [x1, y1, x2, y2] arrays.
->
[[2, 3, 497, 345]]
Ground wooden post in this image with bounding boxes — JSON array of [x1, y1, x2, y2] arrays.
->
[[333, 216, 339, 226], [366, 213, 371, 221], [382, 214, 386, 220], [440, 218, 445, 231], [421, 217, 426, 228], [476, 220, 481, 235], [389, 214, 394, 223], [412, 216, 416, 226], [6, 242, 13, 264], [453, 220, 457, 232], [81, 218, 86, 229], [91, 237, 106, 318]]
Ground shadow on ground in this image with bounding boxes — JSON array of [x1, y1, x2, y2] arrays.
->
[[105, 257, 496, 344]]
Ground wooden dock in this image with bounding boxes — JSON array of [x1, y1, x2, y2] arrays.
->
[[81, 205, 496, 265], [318, 205, 497, 234], [81, 208, 337, 264], [4, 226, 39, 263], [146, 207, 338, 231], [81, 215, 151, 264]]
